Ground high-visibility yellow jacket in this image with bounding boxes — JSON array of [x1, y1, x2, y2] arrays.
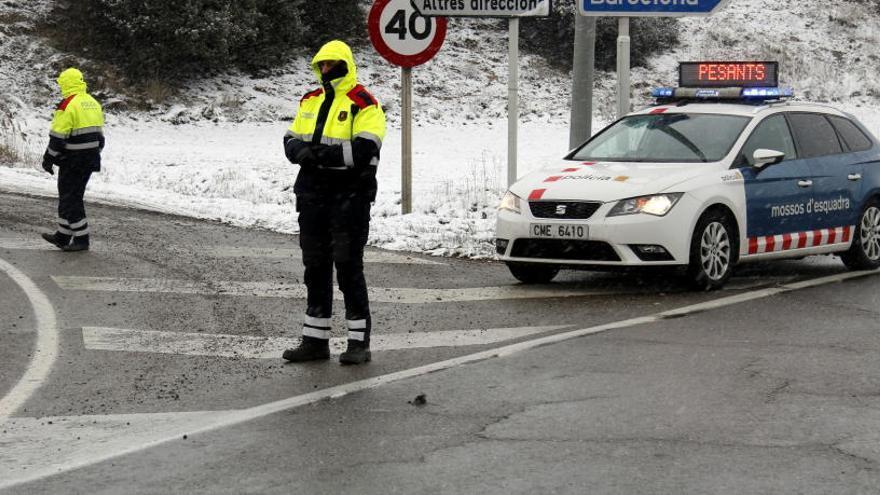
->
[[45, 68, 105, 171], [284, 40, 386, 200]]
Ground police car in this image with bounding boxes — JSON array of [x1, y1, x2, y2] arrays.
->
[[495, 62, 880, 289]]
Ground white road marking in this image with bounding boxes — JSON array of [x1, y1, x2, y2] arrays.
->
[[203, 245, 445, 265], [52, 276, 621, 303], [0, 258, 59, 422], [0, 237, 443, 265], [1, 268, 877, 490], [80, 325, 568, 359], [0, 411, 235, 483], [0, 238, 58, 250]]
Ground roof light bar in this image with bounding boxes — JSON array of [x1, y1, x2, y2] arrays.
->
[[651, 86, 794, 102]]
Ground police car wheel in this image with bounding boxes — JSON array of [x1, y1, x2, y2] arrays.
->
[[506, 262, 560, 284], [841, 200, 880, 270], [686, 210, 736, 291]]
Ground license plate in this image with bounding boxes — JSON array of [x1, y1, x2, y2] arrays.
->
[[530, 223, 589, 239]]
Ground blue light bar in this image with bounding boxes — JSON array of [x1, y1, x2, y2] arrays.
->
[[651, 86, 794, 101], [741, 87, 794, 99], [652, 87, 674, 98]]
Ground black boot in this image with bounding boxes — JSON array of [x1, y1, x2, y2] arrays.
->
[[339, 340, 371, 365], [62, 242, 89, 252], [62, 234, 89, 252], [41, 232, 69, 249], [282, 336, 330, 362]]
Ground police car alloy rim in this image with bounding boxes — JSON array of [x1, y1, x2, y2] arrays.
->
[[860, 206, 880, 261], [699, 222, 731, 281]]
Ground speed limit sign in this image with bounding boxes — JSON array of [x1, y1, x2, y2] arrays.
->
[[368, 0, 447, 68]]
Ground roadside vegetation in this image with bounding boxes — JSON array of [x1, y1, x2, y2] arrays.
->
[[40, 0, 366, 84], [520, 1, 680, 71]]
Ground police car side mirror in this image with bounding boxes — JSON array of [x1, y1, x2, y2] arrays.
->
[[752, 148, 786, 169]]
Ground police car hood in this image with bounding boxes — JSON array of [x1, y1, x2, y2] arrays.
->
[[511, 161, 713, 202]]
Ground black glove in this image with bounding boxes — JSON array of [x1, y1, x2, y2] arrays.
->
[[294, 146, 317, 167], [312, 144, 345, 168], [310, 144, 330, 163], [41, 156, 54, 175]]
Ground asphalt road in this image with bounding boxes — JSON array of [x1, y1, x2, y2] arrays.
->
[[2, 191, 879, 494]]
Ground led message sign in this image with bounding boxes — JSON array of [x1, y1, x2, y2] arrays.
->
[[679, 62, 778, 88]]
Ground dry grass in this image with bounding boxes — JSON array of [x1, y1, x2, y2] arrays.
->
[[0, 111, 37, 169]]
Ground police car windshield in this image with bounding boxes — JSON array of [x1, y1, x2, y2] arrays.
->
[[571, 113, 750, 163]]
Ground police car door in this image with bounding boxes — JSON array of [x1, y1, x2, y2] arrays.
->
[[786, 113, 859, 242], [738, 113, 815, 254]]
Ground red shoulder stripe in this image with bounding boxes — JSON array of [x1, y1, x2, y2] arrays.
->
[[300, 88, 323, 103], [57, 94, 76, 111], [347, 85, 377, 109]]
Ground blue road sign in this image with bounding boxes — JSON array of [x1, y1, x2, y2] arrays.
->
[[579, 0, 731, 16]]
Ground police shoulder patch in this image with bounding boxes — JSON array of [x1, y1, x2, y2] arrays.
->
[[346, 85, 377, 109]]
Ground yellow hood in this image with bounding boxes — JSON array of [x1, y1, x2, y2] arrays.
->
[[310, 40, 357, 92], [57, 68, 87, 97]]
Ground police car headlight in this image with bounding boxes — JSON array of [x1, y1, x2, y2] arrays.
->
[[608, 193, 683, 217], [498, 190, 522, 215]]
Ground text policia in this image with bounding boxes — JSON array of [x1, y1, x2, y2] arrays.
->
[[420, 0, 544, 10]]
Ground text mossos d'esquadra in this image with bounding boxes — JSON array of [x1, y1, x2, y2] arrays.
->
[[770, 196, 852, 218]]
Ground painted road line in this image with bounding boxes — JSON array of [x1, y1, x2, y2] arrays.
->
[[0, 237, 443, 265], [0, 258, 59, 422], [81, 326, 568, 359], [52, 276, 621, 303], [1, 269, 877, 490], [0, 411, 236, 482], [0, 238, 58, 251], [203, 246, 445, 265]]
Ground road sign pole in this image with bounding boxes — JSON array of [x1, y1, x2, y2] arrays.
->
[[570, 15, 596, 148], [401, 66, 413, 214], [507, 18, 519, 187], [616, 17, 631, 118]]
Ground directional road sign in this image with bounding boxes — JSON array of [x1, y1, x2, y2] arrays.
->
[[579, 0, 732, 16], [416, 0, 550, 17]]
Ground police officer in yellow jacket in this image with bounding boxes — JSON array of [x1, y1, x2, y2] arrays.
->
[[41, 68, 105, 252], [282, 40, 386, 365]]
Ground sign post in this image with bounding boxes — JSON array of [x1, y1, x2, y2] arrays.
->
[[579, 0, 731, 118], [417, 1, 550, 187], [368, 0, 447, 214]]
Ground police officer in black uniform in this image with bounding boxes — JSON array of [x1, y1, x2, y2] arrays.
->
[[281, 40, 387, 365]]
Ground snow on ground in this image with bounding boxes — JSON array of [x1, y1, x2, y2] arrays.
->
[[1, 0, 879, 259]]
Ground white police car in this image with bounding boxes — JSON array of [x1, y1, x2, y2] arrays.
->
[[496, 62, 880, 289]]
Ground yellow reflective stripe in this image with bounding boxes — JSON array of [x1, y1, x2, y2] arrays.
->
[[70, 126, 103, 136], [65, 142, 100, 150], [355, 131, 383, 149], [49, 130, 69, 139], [286, 132, 312, 142]]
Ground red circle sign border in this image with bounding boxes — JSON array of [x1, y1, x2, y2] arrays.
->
[[368, 0, 447, 68]]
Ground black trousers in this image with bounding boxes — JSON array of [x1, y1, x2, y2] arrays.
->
[[56, 162, 93, 244], [297, 192, 372, 343]]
